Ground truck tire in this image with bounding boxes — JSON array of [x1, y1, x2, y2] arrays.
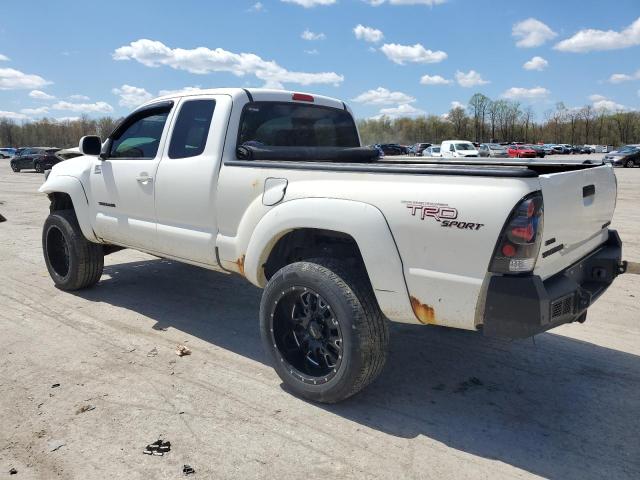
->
[[42, 209, 104, 291], [260, 258, 389, 403]]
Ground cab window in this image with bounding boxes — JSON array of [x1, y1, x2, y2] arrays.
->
[[168, 100, 216, 159], [110, 111, 169, 159]]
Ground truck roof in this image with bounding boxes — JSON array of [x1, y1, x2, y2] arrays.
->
[[143, 88, 348, 111]]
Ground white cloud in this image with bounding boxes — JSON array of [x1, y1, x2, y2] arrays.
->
[[20, 106, 50, 116], [113, 39, 344, 89], [375, 103, 425, 119], [380, 43, 447, 65], [589, 94, 625, 111], [365, 0, 447, 6], [301, 29, 326, 41], [352, 87, 415, 105], [55, 116, 81, 123], [607, 70, 640, 84], [281, 0, 336, 7], [52, 100, 114, 114], [69, 94, 90, 101], [555, 17, 640, 53], [158, 86, 204, 96], [304, 49, 319, 55], [450, 101, 465, 109], [523, 56, 548, 71], [29, 90, 55, 100], [512, 18, 557, 48], [353, 24, 384, 43], [0, 54, 9, 61], [112, 84, 154, 108], [248, 2, 265, 12], [0, 110, 28, 120], [455, 70, 489, 88], [502, 86, 550, 100], [0, 67, 51, 90], [420, 74, 451, 85]]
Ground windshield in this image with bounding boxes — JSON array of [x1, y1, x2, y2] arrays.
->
[[238, 102, 359, 148], [455, 143, 475, 150]]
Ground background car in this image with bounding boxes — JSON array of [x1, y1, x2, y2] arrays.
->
[[378, 143, 406, 156], [0, 147, 16, 159], [423, 145, 441, 157], [10, 147, 61, 173], [527, 145, 546, 158], [604, 146, 640, 167], [410, 142, 431, 156], [54, 147, 83, 162], [507, 145, 536, 158], [478, 143, 508, 158]]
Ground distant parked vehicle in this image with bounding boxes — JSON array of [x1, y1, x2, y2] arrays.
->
[[10, 147, 61, 173], [54, 147, 83, 162], [0, 147, 16, 158], [440, 140, 479, 158], [527, 145, 546, 158], [410, 142, 431, 156], [423, 145, 441, 157], [604, 146, 640, 168], [507, 145, 536, 158], [378, 144, 405, 156], [478, 143, 508, 158]]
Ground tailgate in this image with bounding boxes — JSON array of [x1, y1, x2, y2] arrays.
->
[[535, 165, 617, 279]]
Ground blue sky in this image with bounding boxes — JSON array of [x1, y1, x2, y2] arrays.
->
[[1, 0, 639, 121]]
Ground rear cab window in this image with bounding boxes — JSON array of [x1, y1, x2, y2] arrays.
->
[[169, 99, 216, 159], [237, 102, 359, 150]]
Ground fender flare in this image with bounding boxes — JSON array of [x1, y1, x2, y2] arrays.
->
[[239, 198, 416, 323], [38, 175, 98, 242]]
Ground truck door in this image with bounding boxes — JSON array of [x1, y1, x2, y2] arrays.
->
[[88, 101, 174, 251], [154, 94, 232, 265]]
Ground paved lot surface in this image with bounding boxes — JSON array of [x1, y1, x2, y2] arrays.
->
[[1, 159, 639, 479]]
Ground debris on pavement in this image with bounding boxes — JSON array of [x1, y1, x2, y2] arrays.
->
[[48, 440, 65, 452], [183, 464, 195, 475], [0, 213, 6, 223], [51, 383, 60, 388], [9, 467, 17, 475], [175, 345, 192, 357], [147, 347, 158, 357], [143, 439, 171, 456], [76, 404, 96, 414]]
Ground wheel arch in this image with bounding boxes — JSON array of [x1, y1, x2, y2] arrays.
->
[[39, 176, 98, 242], [235, 198, 417, 323]]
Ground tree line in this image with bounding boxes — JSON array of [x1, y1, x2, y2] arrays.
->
[[358, 93, 640, 147], [1, 93, 639, 149]]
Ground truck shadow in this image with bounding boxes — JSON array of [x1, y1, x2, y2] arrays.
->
[[75, 257, 639, 480]]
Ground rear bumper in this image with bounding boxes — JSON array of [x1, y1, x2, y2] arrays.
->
[[482, 230, 623, 338]]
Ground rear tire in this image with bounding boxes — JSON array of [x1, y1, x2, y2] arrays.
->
[[625, 159, 634, 168], [42, 209, 104, 291], [11, 163, 19, 172], [34, 162, 44, 173], [260, 258, 389, 403]]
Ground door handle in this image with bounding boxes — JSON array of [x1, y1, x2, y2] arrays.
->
[[136, 175, 153, 184]]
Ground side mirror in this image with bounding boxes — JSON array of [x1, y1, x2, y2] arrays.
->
[[79, 136, 102, 156]]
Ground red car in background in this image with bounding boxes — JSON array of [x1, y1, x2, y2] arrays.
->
[[507, 145, 537, 158]]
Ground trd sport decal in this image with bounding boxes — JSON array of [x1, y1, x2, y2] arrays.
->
[[403, 201, 485, 231]]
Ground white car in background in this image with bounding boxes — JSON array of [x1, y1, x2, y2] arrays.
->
[[441, 140, 479, 158], [422, 145, 441, 157]]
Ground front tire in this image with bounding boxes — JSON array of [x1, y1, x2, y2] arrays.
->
[[625, 159, 635, 168], [260, 258, 388, 403], [42, 210, 104, 291], [11, 163, 19, 172]]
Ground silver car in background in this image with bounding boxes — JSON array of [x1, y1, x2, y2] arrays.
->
[[423, 145, 441, 157], [478, 143, 508, 158]]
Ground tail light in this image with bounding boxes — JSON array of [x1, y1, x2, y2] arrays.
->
[[490, 192, 544, 274]]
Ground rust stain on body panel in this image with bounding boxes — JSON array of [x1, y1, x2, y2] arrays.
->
[[235, 255, 246, 276], [410, 296, 436, 324]]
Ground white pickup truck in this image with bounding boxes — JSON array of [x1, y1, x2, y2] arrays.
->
[[39, 88, 625, 403]]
